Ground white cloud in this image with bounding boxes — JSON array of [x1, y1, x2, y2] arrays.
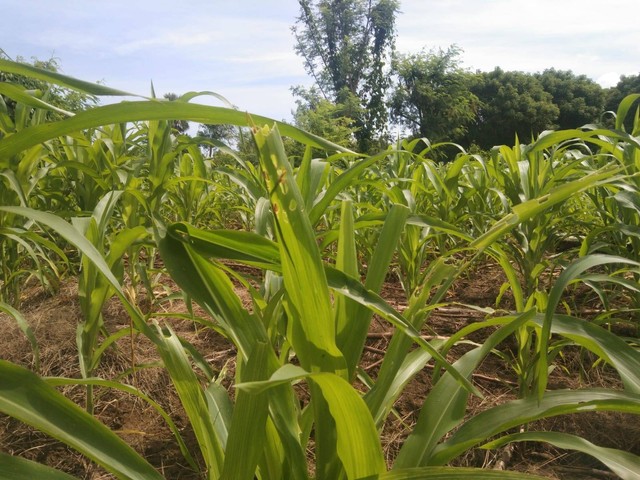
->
[[114, 31, 217, 55], [3, 0, 639, 124], [597, 72, 621, 88], [397, 0, 640, 81]]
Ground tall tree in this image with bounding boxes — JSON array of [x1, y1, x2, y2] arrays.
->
[[292, 0, 400, 152], [465, 68, 559, 149], [535, 68, 605, 129], [390, 46, 479, 143]]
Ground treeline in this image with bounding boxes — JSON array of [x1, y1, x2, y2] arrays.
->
[[390, 48, 640, 150], [290, 1, 640, 154]]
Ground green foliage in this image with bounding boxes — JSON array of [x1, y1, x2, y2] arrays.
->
[[0, 55, 97, 127], [535, 68, 605, 129], [293, 0, 400, 151], [1, 58, 640, 480], [466, 68, 560, 149], [390, 46, 479, 144], [0, 359, 164, 480], [605, 73, 640, 132], [197, 122, 237, 156], [287, 86, 358, 159]]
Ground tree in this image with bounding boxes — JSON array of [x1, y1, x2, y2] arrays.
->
[[465, 68, 559, 149], [535, 68, 605, 129], [389, 46, 479, 144], [605, 73, 640, 132], [292, 0, 400, 152], [284, 86, 358, 162], [292, 86, 357, 146], [196, 123, 237, 156]]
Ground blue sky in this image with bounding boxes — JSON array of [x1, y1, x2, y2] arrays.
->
[[3, 0, 638, 122]]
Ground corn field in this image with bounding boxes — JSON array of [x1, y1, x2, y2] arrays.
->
[[1, 59, 640, 479]]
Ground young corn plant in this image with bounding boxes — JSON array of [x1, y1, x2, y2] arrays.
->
[[0, 84, 70, 305], [480, 128, 634, 397], [71, 191, 149, 413], [1, 59, 639, 479], [158, 124, 640, 479], [580, 96, 640, 317]]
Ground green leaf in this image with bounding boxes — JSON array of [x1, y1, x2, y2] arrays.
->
[[0, 82, 74, 116], [168, 222, 281, 271], [471, 167, 621, 252], [45, 376, 198, 471], [537, 255, 640, 399], [10, 214, 77, 272], [155, 218, 470, 395], [0, 206, 151, 337], [326, 266, 480, 398], [308, 151, 386, 225], [254, 124, 346, 376], [430, 389, 640, 465], [311, 374, 385, 479], [152, 324, 223, 478], [159, 225, 271, 359], [239, 364, 386, 479], [483, 431, 640, 480], [337, 203, 410, 379], [334, 200, 361, 377], [0, 101, 352, 161], [221, 342, 270, 480], [0, 361, 163, 480], [395, 311, 535, 468], [616, 93, 640, 131], [204, 383, 233, 451], [380, 466, 548, 479], [532, 313, 640, 394], [0, 58, 137, 97], [0, 451, 80, 480]]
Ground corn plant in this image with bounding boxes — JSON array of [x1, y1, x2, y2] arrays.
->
[[0, 84, 70, 304], [579, 96, 640, 318], [71, 191, 149, 412], [157, 124, 640, 479], [475, 127, 639, 397], [1, 58, 640, 480]]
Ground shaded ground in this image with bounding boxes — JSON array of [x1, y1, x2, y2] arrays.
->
[[1, 262, 638, 479]]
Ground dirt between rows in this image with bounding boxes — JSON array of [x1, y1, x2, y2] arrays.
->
[[1, 262, 638, 479]]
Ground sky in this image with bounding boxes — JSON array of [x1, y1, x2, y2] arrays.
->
[[2, 0, 639, 122]]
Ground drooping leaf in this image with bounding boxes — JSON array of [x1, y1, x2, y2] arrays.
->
[[381, 466, 548, 479], [430, 389, 640, 465], [0, 451, 80, 480], [0, 361, 164, 480], [483, 431, 640, 480]]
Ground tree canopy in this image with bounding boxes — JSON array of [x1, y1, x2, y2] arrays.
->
[[605, 73, 640, 132], [292, 0, 400, 152], [465, 68, 560, 149], [390, 46, 479, 143], [535, 68, 605, 129]]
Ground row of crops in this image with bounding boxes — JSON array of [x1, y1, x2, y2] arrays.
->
[[1, 59, 639, 479]]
